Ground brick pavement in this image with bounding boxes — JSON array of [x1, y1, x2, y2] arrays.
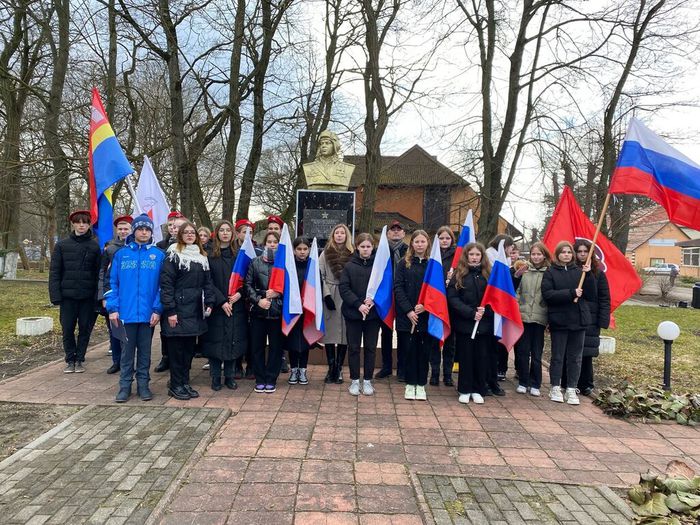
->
[[1, 340, 699, 523]]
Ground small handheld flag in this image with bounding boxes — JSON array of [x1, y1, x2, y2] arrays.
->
[[302, 238, 325, 345], [366, 226, 395, 329], [229, 230, 257, 296], [89, 87, 133, 248], [451, 209, 475, 269], [269, 224, 302, 335], [418, 235, 451, 346]]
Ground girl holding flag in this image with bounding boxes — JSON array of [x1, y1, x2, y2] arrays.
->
[[286, 237, 312, 386], [395, 230, 437, 401], [447, 242, 492, 404], [429, 226, 457, 387]]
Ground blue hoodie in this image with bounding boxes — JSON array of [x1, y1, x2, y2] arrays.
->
[[105, 238, 165, 323]]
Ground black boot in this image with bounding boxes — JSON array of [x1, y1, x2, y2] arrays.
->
[[324, 345, 336, 384], [211, 375, 222, 391], [233, 358, 244, 379], [224, 377, 238, 390], [429, 371, 440, 386], [154, 357, 169, 373], [335, 344, 347, 384]]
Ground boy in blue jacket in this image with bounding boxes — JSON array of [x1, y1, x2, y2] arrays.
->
[[105, 215, 165, 402]]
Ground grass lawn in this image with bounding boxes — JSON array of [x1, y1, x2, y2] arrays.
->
[[599, 305, 700, 393]]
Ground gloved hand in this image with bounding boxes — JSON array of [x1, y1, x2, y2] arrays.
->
[[324, 295, 336, 310]]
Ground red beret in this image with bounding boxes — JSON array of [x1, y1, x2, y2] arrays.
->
[[267, 215, 284, 227], [69, 210, 91, 222], [113, 215, 133, 227], [167, 211, 184, 220], [235, 219, 254, 231]]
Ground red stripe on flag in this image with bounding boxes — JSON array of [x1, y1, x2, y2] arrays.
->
[[482, 285, 523, 326]]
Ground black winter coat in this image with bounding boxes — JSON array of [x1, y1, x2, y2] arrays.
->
[[541, 263, 592, 331], [98, 238, 126, 301], [447, 265, 493, 335], [49, 231, 101, 304], [159, 252, 216, 337], [245, 255, 282, 319], [581, 269, 611, 357], [156, 236, 175, 252], [339, 252, 379, 322], [286, 257, 310, 352], [394, 256, 428, 332], [199, 246, 248, 361], [441, 246, 456, 279]]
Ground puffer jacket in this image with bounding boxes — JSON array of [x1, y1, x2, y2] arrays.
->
[[447, 265, 493, 335], [394, 255, 428, 332], [105, 240, 164, 323], [49, 230, 101, 304], [441, 245, 456, 280], [541, 263, 591, 331], [339, 251, 379, 322], [245, 254, 282, 319], [581, 269, 611, 357], [516, 262, 548, 326]]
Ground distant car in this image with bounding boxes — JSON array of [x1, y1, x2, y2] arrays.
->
[[643, 263, 679, 275]]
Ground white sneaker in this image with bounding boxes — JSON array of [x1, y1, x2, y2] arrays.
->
[[458, 393, 470, 404], [565, 388, 580, 405], [404, 384, 416, 400], [550, 386, 564, 403], [530, 388, 541, 397], [349, 379, 360, 396], [362, 380, 374, 396], [415, 385, 427, 401], [516, 385, 527, 394], [471, 393, 484, 404]]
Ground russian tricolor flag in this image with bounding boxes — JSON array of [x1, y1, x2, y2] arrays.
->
[[228, 229, 257, 296], [269, 224, 302, 335], [302, 238, 325, 344], [609, 118, 700, 230], [366, 226, 395, 329], [480, 240, 523, 351], [451, 209, 475, 269], [418, 235, 451, 346]]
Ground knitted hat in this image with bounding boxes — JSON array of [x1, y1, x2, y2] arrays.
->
[[132, 214, 154, 232]]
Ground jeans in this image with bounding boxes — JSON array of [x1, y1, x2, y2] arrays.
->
[[106, 316, 122, 365], [346, 319, 380, 380], [169, 336, 196, 389], [514, 323, 545, 389], [549, 329, 585, 387], [430, 332, 455, 380], [405, 332, 434, 386], [60, 298, 98, 363], [119, 323, 154, 389], [456, 332, 488, 395], [250, 317, 284, 385]]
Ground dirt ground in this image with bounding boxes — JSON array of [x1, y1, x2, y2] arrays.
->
[[0, 402, 80, 461]]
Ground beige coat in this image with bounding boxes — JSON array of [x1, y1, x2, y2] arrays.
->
[[516, 263, 548, 326], [319, 252, 347, 345]]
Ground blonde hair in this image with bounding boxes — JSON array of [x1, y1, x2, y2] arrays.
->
[[325, 224, 354, 254], [403, 230, 431, 268], [528, 242, 552, 268]]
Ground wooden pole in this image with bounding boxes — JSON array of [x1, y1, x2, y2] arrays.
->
[[574, 192, 612, 302]]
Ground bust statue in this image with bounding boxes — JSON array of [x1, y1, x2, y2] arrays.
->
[[303, 130, 355, 191]]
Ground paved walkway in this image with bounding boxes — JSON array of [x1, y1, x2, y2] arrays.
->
[[1, 341, 699, 523]]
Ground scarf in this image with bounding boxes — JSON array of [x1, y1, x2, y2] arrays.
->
[[324, 245, 352, 279], [167, 244, 209, 271]]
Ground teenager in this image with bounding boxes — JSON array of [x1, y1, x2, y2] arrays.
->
[[319, 224, 353, 384], [199, 221, 248, 391], [98, 215, 132, 374], [541, 241, 591, 405], [429, 226, 456, 387], [395, 230, 437, 401], [49, 210, 101, 373], [514, 242, 551, 397], [266, 216, 290, 374], [197, 226, 211, 249], [286, 237, 312, 385], [339, 233, 381, 396], [232, 218, 257, 379], [447, 242, 492, 404], [159, 221, 216, 400], [244, 231, 284, 393], [106, 215, 164, 402]]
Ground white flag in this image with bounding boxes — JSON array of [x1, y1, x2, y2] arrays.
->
[[133, 156, 170, 243]]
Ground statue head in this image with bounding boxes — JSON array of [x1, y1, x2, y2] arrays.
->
[[316, 130, 341, 160]]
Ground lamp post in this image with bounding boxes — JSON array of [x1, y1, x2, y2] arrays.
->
[[657, 321, 681, 391]]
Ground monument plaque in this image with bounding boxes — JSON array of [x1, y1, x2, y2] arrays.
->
[[296, 189, 355, 249]]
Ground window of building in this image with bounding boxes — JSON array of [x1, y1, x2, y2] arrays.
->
[[650, 258, 665, 266], [682, 248, 700, 267]]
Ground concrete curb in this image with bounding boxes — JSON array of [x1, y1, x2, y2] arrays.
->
[[145, 407, 232, 525], [409, 469, 434, 525]]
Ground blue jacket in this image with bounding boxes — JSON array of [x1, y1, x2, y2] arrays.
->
[[105, 240, 165, 323]]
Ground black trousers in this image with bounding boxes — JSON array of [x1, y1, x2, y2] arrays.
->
[[379, 323, 394, 373], [404, 331, 435, 386], [456, 332, 488, 395], [250, 317, 284, 385], [60, 298, 98, 364], [549, 329, 585, 387], [346, 318, 380, 380], [209, 357, 234, 379], [562, 356, 595, 390], [169, 336, 196, 389], [289, 349, 309, 368], [514, 323, 545, 389], [160, 334, 170, 359], [497, 343, 509, 375], [430, 332, 455, 380], [486, 336, 500, 389]]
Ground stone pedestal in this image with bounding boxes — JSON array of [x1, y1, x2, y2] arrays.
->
[[0, 251, 18, 280], [16, 317, 54, 336], [599, 336, 616, 354], [296, 190, 355, 249]]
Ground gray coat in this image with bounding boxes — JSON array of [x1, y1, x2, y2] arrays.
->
[[319, 251, 347, 345], [516, 263, 548, 326]]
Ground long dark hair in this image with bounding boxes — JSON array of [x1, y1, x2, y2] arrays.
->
[[454, 242, 491, 288], [175, 221, 207, 255], [573, 239, 600, 274], [211, 220, 234, 258]]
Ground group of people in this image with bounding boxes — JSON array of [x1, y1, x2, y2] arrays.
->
[[49, 210, 609, 406]]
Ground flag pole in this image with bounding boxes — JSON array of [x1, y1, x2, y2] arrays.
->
[[125, 172, 143, 215], [574, 192, 612, 302]]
